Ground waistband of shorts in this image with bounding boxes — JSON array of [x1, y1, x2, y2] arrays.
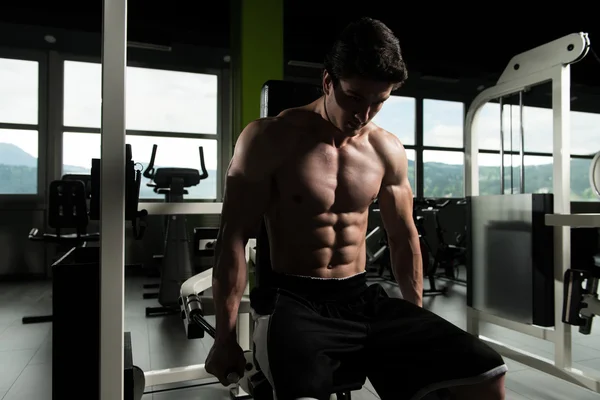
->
[[270, 270, 367, 300]]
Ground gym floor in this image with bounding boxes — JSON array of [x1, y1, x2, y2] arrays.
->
[[2, 273, 600, 400]]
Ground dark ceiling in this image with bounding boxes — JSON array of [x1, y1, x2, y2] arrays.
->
[[1, 2, 599, 89]]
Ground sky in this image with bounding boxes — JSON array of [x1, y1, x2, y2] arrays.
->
[[1, 57, 600, 173]]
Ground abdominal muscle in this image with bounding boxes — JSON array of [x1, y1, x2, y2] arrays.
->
[[266, 209, 370, 279]]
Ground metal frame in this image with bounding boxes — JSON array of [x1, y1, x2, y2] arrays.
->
[[464, 32, 600, 392], [0, 46, 49, 208], [142, 237, 253, 394], [55, 53, 227, 202], [100, 1, 127, 398]]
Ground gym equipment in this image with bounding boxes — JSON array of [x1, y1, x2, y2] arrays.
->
[[418, 199, 467, 288], [465, 32, 600, 392], [590, 151, 600, 198], [172, 220, 366, 400], [23, 178, 100, 324], [414, 198, 449, 296], [562, 228, 600, 334], [45, 144, 146, 399], [142, 144, 209, 317], [140, 239, 253, 400]]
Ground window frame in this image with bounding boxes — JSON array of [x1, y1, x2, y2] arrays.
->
[[55, 53, 228, 202], [0, 46, 48, 208], [284, 72, 600, 201], [473, 102, 598, 201]]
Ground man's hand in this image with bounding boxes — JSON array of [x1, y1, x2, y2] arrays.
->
[[205, 338, 247, 386]]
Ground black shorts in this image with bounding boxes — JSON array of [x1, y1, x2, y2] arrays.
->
[[250, 271, 507, 400]]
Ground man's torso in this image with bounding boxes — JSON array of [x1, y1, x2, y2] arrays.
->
[[264, 107, 393, 278]]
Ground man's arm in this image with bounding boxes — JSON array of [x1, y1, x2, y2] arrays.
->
[[212, 119, 280, 343], [377, 135, 423, 307]]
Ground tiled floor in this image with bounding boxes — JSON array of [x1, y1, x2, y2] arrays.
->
[[2, 274, 600, 399]]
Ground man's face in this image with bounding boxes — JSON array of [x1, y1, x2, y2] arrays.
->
[[323, 72, 394, 135]]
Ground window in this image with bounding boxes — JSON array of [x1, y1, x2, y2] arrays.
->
[[524, 157, 600, 201], [64, 61, 218, 134], [522, 106, 552, 154], [62, 132, 218, 200], [523, 155, 553, 194], [423, 150, 464, 198], [572, 111, 600, 156], [478, 153, 523, 195], [0, 57, 39, 195], [474, 102, 526, 152], [62, 60, 220, 200], [372, 96, 415, 145], [571, 157, 598, 201], [423, 99, 464, 148], [405, 149, 416, 195]]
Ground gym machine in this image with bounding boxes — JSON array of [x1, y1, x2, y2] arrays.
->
[[142, 144, 209, 317], [23, 177, 99, 324], [42, 144, 147, 399], [562, 156, 600, 334], [417, 199, 467, 289], [464, 32, 600, 392]]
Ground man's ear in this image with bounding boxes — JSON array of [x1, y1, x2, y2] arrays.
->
[[322, 70, 333, 96]]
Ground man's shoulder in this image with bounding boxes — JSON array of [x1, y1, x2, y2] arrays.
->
[[248, 107, 316, 135], [368, 123, 406, 161]]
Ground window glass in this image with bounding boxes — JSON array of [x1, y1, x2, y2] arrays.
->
[[572, 111, 600, 156], [571, 157, 598, 201], [523, 155, 552, 194], [405, 149, 416, 195], [473, 102, 523, 152], [64, 61, 218, 134], [0, 58, 38, 125], [423, 150, 464, 198], [62, 132, 218, 199], [423, 99, 464, 148], [372, 96, 415, 145], [0, 129, 38, 194], [478, 153, 523, 195]]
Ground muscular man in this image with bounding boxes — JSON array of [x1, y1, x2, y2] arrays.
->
[[206, 17, 507, 400]]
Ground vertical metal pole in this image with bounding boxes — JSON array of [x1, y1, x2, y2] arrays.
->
[[519, 91, 525, 193], [499, 98, 505, 194], [100, 0, 127, 399], [552, 65, 572, 370], [509, 102, 514, 194]]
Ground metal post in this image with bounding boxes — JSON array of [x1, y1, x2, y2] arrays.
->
[[552, 66, 572, 370], [519, 91, 525, 193], [499, 97, 505, 194], [509, 102, 514, 193], [100, 0, 127, 399]]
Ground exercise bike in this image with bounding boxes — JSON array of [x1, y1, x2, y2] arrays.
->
[[142, 144, 209, 317]]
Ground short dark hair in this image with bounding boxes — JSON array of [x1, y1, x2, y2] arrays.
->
[[324, 17, 408, 89]]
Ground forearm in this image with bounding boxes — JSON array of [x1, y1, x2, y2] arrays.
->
[[389, 236, 423, 306], [212, 237, 248, 343]]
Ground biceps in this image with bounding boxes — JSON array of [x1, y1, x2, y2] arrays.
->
[[379, 182, 416, 241], [219, 173, 272, 241]]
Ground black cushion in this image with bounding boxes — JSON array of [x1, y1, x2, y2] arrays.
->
[[154, 168, 201, 188]]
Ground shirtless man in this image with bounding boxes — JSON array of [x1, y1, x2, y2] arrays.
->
[[206, 17, 508, 400]]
